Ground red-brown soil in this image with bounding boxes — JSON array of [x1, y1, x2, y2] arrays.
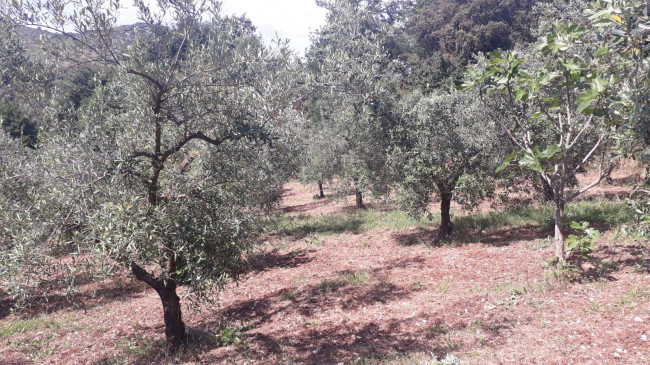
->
[[1, 167, 648, 364]]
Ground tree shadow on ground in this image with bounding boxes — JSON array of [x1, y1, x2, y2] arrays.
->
[[392, 225, 550, 248], [0, 276, 147, 319], [281, 187, 294, 198], [340, 201, 392, 213], [279, 198, 334, 214], [219, 268, 413, 327], [209, 294, 521, 364], [0, 354, 31, 365], [90, 254, 533, 364], [571, 242, 650, 282], [243, 318, 459, 364], [93, 316, 467, 365], [248, 248, 316, 273], [278, 215, 366, 239], [0, 298, 14, 320]]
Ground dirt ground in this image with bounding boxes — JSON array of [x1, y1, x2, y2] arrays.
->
[[1, 165, 649, 365]]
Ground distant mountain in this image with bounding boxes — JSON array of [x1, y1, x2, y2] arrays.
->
[[16, 26, 59, 61], [17, 23, 147, 62]]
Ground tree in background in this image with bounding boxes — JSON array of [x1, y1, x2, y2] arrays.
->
[[391, 89, 499, 240], [0, 18, 54, 147], [3, 0, 303, 350], [303, 0, 401, 208], [587, 0, 650, 238], [405, 0, 540, 78], [588, 0, 649, 164]]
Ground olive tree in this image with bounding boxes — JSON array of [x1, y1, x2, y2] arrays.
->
[[0, 18, 54, 147], [588, 0, 650, 237], [588, 0, 649, 161], [464, 23, 619, 262], [3, 0, 303, 350], [391, 89, 500, 240], [303, 0, 400, 208]]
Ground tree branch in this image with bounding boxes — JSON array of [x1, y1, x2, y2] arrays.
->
[[568, 114, 594, 149], [570, 134, 606, 177], [566, 158, 615, 202], [481, 99, 527, 152], [131, 262, 163, 292], [159, 131, 238, 163], [126, 69, 167, 91]]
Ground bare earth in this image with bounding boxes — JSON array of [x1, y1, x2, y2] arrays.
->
[[1, 167, 649, 365]]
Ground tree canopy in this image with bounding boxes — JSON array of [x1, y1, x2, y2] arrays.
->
[[2, 0, 304, 350]]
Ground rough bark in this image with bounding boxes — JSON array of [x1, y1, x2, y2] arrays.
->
[[318, 180, 324, 198], [355, 188, 365, 209], [147, 166, 161, 206], [158, 279, 186, 351], [131, 263, 187, 351]]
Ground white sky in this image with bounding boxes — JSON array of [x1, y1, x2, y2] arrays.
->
[[117, 0, 327, 55], [221, 0, 327, 54]]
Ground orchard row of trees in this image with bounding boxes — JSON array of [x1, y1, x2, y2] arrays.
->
[[0, 0, 648, 351]]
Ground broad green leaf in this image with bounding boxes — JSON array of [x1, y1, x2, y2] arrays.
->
[[577, 89, 598, 103], [577, 103, 594, 114], [515, 88, 528, 101], [537, 144, 561, 160], [518, 153, 543, 173]]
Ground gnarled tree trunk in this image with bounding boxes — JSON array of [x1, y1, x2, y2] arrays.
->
[[137, 151, 188, 352], [132, 263, 187, 352], [158, 279, 186, 350]]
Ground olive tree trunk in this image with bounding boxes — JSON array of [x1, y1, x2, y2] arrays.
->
[[158, 279, 186, 350], [438, 188, 453, 240], [139, 158, 187, 351], [355, 188, 365, 209], [132, 263, 187, 352]]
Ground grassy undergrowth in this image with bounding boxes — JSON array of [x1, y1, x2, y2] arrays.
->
[[455, 200, 634, 233], [0, 315, 76, 362], [275, 200, 634, 239], [0, 316, 66, 338], [275, 209, 434, 237]]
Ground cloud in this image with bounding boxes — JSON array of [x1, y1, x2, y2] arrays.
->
[[116, 0, 327, 54]]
